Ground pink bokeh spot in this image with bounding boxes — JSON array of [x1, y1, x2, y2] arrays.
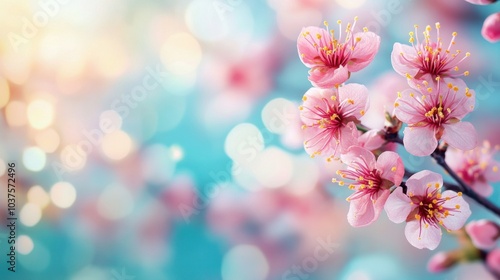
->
[[482, 13, 500, 43]]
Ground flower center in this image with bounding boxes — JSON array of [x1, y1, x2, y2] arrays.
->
[[401, 23, 470, 78]]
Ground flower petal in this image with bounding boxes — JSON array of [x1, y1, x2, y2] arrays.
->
[[465, 220, 500, 250], [403, 126, 437, 156], [300, 87, 336, 126], [376, 151, 405, 185], [482, 12, 500, 43], [484, 161, 500, 182], [338, 83, 369, 119], [341, 145, 376, 170], [347, 31, 380, 72], [358, 129, 385, 150], [391, 43, 420, 78], [441, 122, 477, 151], [441, 190, 471, 230], [347, 195, 375, 227], [297, 26, 330, 68], [406, 170, 443, 197], [394, 88, 427, 124], [303, 125, 339, 157], [444, 79, 475, 120], [309, 65, 349, 88], [471, 180, 494, 197], [338, 122, 359, 153], [405, 220, 442, 250], [385, 187, 414, 223]]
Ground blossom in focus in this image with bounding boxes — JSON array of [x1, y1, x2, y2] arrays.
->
[[299, 84, 369, 160], [333, 146, 404, 227], [482, 13, 500, 43], [391, 23, 470, 87], [465, 220, 500, 250], [394, 78, 477, 156], [358, 129, 386, 151], [385, 170, 471, 250], [446, 141, 500, 197], [297, 18, 380, 88]]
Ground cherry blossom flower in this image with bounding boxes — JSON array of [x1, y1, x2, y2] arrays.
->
[[333, 146, 404, 227], [385, 170, 471, 250], [394, 78, 477, 156], [482, 13, 500, 43], [487, 248, 500, 275], [358, 129, 386, 151], [465, 220, 500, 250], [297, 18, 380, 88], [446, 141, 500, 197], [299, 84, 369, 160], [391, 23, 470, 87]]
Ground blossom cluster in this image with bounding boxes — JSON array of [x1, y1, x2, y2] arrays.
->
[[296, 18, 500, 253]]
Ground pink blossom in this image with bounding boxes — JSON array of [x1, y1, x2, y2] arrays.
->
[[358, 129, 385, 151], [333, 146, 404, 227], [385, 170, 471, 250], [465, 0, 497, 5], [446, 141, 500, 197], [465, 220, 500, 250], [427, 252, 456, 273], [394, 78, 477, 156], [299, 84, 369, 160], [482, 13, 500, 43], [391, 23, 470, 87], [487, 248, 500, 276], [298, 18, 380, 88]]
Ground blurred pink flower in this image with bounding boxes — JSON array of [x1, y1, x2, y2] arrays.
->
[[385, 170, 471, 250], [487, 248, 500, 275], [334, 146, 404, 227], [391, 23, 470, 87], [465, 0, 497, 4], [482, 13, 500, 43], [394, 78, 477, 156], [358, 129, 385, 151], [298, 18, 380, 88], [446, 141, 500, 197], [465, 219, 500, 250], [427, 251, 455, 273], [300, 84, 369, 160]]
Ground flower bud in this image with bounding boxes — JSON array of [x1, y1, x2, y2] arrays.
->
[[427, 252, 458, 273], [465, 220, 500, 250], [487, 248, 500, 276]]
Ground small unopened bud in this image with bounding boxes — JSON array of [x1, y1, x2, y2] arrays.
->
[[487, 248, 500, 275], [427, 252, 458, 273]]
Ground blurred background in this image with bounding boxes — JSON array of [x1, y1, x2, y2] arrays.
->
[[0, 0, 499, 279]]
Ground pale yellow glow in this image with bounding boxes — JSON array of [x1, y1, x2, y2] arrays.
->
[[50, 182, 77, 209], [27, 185, 50, 209], [34, 129, 60, 153], [17, 235, 34, 255], [20, 203, 42, 227], [160, 32, 202, 76], [27, 99, 54, 130], [5, 101, 27, 127], [101, 130, 133, 161]]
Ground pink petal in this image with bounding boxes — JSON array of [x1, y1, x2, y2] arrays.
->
[[427, 252, 454, 273], [444, 147, 464, 172], [348, 189, 390, 227], [471, 180, 494, 197], [482, 12, 500, 43], [358, 129, 385, 150], [486, 248, 500, 275], [444, 79, 475, 120], [465, 220, 500, 250], [406, 170, 443, 197], [441, 190, 471, 230], [384, 187, 415, 223], [391, 43, 419, 78], [484, 161, 500, 182], [341, 145, 377, 170], [338, 122, 359, 153], [347, 31, 380, 72], [403, 126, 438, 156], [297, 26, 330, 68], [309, 65, 349, 88], [405, 220, 442, 250], [394, 88, 426, 124], [338, 83, 369, 119], [303, 125, 339, 157], [465, 0, 497, 5], [300, 87, 336, 126], [442, 122, 477, 151], [376, 151, 404, 185]]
